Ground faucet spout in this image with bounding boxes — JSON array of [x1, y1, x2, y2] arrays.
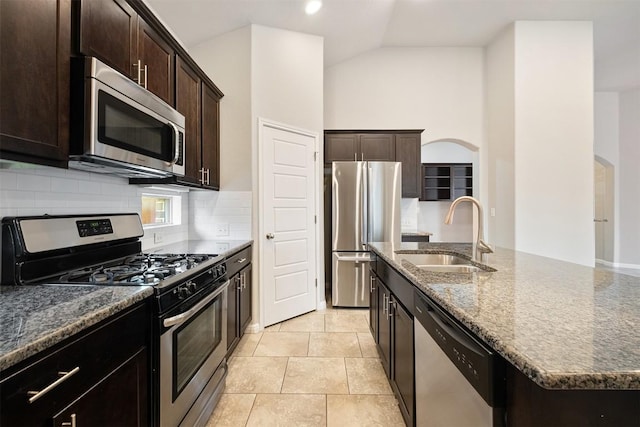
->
[[444, 196, 493, 263]]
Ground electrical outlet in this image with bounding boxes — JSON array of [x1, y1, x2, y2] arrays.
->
[[154, 232, 164, 244], [215, 223, 229, 236]]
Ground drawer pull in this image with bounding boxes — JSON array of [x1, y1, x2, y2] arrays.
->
[[61, 413, 77, 427], [27, 367, 80, 403], [236, 257, 247, 264]]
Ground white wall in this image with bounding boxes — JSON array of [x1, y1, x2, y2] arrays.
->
[[325, 47, 484, 144], [513, 21, 594, 266], [325, 47, 486, 240], [485, 25, 516, 249], [0, 165, 189, 252], [485, 22, 595, 266], [618, 88, 640, 265]]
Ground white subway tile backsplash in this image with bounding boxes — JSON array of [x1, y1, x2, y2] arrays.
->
[[1, 190, 37, 208], [189, 191, 252, 240], [50, 177, 80, 193], [17, 173, 50, 192], [0, 172, 17, 190]]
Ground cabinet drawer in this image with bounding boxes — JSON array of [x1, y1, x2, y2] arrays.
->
[[377, 259, 414, 315], [226, 245, 252, 278], [0, 302, 150, 426]]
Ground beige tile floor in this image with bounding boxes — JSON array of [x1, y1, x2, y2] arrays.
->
[[206, 306, 405, 427]]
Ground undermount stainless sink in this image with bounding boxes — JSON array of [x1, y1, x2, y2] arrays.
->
[[397, 253, 494, 273]]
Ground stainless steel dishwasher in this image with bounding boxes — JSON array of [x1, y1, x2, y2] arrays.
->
[[414, 290, 505, 427]]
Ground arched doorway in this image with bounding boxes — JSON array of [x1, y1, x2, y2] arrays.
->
[[594, 156, 614, 264]]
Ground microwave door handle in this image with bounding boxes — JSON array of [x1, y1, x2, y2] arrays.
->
[[168, 122, 180, 164]]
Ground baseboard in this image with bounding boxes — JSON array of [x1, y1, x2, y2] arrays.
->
[[245, 322, 260, 334], [596, 259, 640, 270]]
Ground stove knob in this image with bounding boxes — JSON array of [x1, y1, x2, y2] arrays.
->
[[220, 264, 227, 275], [177, 285, 191, 299], [188, 282, 198, 293]]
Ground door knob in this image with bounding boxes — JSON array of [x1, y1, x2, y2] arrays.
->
[[266, 233, 275, 240]]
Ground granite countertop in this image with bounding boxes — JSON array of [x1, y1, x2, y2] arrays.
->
[[146, 239, 252, 258], [401, 231, 433, 236], [0, 240, 253, 372], [368, 241, 640, 391], [0, 285, 153, 371]]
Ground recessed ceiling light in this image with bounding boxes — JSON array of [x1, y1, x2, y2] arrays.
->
[[305, 0, 322, 15]]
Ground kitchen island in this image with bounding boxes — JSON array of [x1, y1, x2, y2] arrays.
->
[[369, 241, 639, 425]]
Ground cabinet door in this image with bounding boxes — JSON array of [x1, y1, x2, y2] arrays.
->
[[392, 298, 415, 425], [78, 0, 137, 78], [226, 274, 240, 356], [395, 133, 421, 198], [239, 264, 252, 334], [52, 349, 148, 427], [369, 272, 378, 342], [137, 18, 174, 105], [175, 56, 202, 185], [201, 82, 221, 189], [325, 133, 358, 163], [377, 281, 392, 378], [0, 0, 70, 167], [359, 134, 395, 161]]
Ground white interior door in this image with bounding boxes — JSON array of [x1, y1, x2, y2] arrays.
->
[[260, 120, 317, 326]]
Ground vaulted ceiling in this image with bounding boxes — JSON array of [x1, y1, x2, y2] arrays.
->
[[147, 0, 640, 91]]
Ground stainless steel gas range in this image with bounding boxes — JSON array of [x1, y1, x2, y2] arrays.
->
[[1, 213, 228, 427]]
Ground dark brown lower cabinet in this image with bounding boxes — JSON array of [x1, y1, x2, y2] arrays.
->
[[506, 364, 640, 426], [375, 275, 414, 426], [52, 349, 148, 427], [226, 245, 253, 357], [0, 302, 150, 426], [368, 272, 379, 343]]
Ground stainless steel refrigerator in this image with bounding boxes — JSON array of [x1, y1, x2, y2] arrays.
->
[[332, 161, 401, 307]]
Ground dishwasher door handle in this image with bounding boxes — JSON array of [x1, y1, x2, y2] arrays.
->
[[426, 306, 486, 358]]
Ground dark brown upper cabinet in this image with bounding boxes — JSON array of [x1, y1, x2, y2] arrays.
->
[[324, 131, 395, 162], [77, 0, 174, 105], [139, 56, 220, 190], [0, 0, 71, 168], [176, 57, 202, 185], [324, 130, 423, 198], [395, 133, 422, 198]]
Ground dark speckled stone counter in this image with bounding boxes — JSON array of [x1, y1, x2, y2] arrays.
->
[[0, 240, 252, 372], [146, 239, 252, 258], [368, 241, 640, 390], [0, 285, 153, 371]]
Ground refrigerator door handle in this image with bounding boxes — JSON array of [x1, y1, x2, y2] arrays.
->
[[361, 162, 368, 248], [334, 253, 373, 263]]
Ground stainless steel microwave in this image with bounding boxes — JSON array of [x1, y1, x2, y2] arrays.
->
[[70, 57, 185, 178]]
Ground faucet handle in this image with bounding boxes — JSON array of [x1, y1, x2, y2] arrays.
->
[[478, 239, 493, 253]]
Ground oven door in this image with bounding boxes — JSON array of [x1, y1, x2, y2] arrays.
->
[[160, 281, 228, 427]]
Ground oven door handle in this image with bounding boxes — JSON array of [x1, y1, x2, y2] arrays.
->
[[163, 280, 230, 328]]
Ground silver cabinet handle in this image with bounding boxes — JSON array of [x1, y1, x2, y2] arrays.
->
[[236, 257, 247, 264], [388, 300, 395, 319], [205, 168, 210, 185], [143, 64, 148, 89], [241, 272, 246, 290], [133, 59, 142, 84], [266, 233, 275, 240], [236, 276, 242, 290], [382, 294, 388, 314], [370, 275, 375, 293], [28, 367, 80, 403], [61, 414, 77, 427]]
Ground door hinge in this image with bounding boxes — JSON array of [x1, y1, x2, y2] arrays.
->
[[314, 215, 317, 224], [315, 278, 318, 288], [314, 151, 318, 161]]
